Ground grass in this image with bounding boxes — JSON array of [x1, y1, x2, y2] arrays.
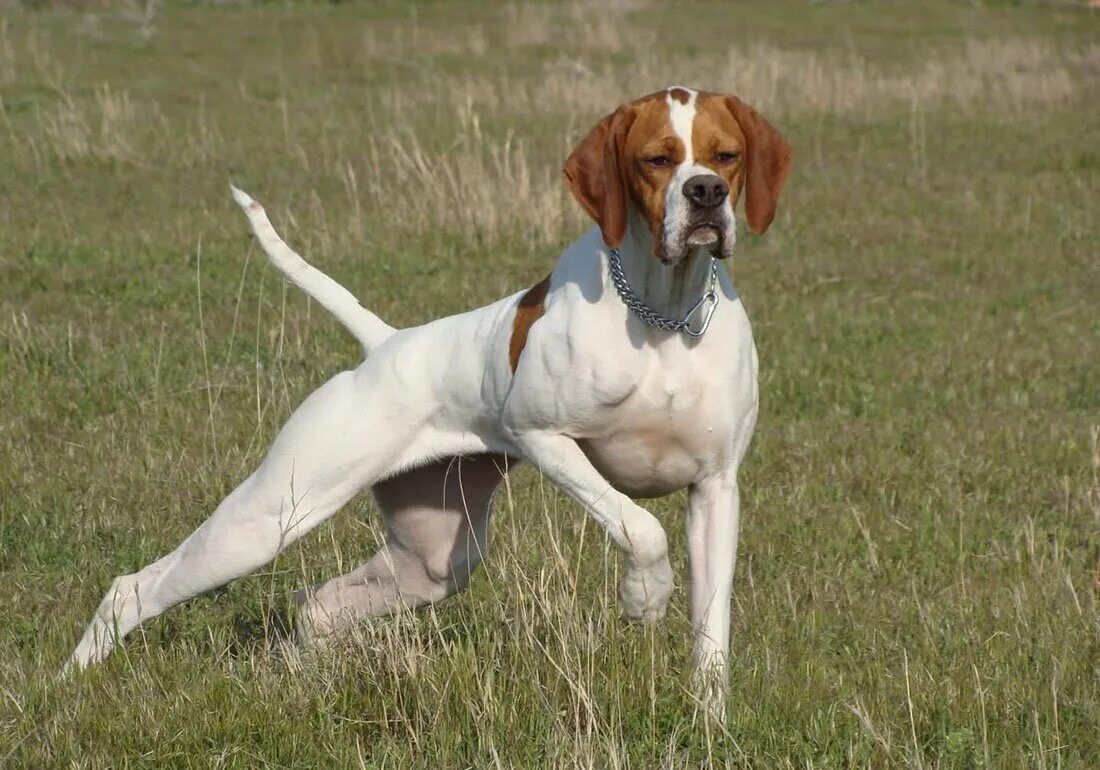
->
[[1, 0, 1098, 766]]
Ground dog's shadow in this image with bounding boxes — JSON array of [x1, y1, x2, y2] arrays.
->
[[228, 604, 296, 659]]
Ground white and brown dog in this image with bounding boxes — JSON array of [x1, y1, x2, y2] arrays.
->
[[67, 87, 791, 710]]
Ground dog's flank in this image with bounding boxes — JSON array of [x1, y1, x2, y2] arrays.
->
[[230, 185, 395, 355]]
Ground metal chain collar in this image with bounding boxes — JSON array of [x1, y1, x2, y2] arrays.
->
[[607, 248, 719, 338]]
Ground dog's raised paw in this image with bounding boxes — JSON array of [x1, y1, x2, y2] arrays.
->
[[618, 558, 674, 623]]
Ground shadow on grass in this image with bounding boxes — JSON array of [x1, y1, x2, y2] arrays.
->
[[228, 605, 296, 660]]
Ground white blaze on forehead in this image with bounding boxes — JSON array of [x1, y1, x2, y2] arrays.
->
[[665, 87, 698, 165]]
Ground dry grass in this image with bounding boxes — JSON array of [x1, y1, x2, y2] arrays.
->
[[443, 36, 1091, 121], [0, 4, 1094, 249], [36, 83, 147, 163], [3, 28, 1091, 259], [359, 117, 582, 248]]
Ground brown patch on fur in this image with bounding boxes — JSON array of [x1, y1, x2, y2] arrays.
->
[[562, 109, 636, 249], [508, 275, 551, 372], [701, 93, 792, 234], [620, 96, 683, 256], [667, 87, 691, 105], [563, 90, 672, 250]]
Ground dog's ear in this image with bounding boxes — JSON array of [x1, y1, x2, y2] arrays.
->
[[563, 104, 637, 249], [724, 96, 792, 235]]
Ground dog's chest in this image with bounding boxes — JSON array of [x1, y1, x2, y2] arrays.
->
[[576, 344, 745, 499]]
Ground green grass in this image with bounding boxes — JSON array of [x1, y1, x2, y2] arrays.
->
[[1, 1, 1098, 767]]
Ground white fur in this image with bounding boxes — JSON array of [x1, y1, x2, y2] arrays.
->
[[67, 119, 759, 715]]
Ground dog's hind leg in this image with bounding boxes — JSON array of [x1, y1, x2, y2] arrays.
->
[[65, 368, 425, 672], [295, 453, 513, 639]]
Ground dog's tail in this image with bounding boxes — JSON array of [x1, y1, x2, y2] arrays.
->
[[230, 186, 396, 355]]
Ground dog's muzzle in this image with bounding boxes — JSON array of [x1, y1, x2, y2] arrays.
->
[[682, 174, 732, 258]]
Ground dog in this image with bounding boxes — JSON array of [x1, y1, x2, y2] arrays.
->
[[66, 86, 791, 712]]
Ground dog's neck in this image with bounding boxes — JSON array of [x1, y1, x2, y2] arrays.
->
[[613, 223, 717, 321]]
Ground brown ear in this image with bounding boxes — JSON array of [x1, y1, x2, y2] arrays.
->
[[563, 105, 637, 249], [724, 97, 792, 235]]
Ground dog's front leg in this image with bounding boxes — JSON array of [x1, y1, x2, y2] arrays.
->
[[685, 471, 741, 714], [507, 430, 673, 621]]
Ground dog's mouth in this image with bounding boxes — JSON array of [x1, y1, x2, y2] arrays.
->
[[686, 224, 721, 247], [685, 222, 729, 258], [658, 220, 732, 264]]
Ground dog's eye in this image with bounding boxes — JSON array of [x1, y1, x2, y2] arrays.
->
[[714, 152, 740, 164], [644, 156, 673, 168]]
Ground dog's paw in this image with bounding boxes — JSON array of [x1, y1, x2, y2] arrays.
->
[[618, 558, 674, 623], [292, 587, 318, 646], [691, 666, 729, 720]]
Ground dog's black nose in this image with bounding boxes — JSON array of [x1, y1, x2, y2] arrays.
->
[[682, 175, 729, 208]]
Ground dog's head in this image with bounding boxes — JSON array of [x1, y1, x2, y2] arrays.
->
[[564, 87, 792, 265]]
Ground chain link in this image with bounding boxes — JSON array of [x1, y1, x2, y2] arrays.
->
[[607, 249, 720, 338]]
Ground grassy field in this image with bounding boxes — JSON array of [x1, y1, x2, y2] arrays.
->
[[1, 0, 1098, 766]]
